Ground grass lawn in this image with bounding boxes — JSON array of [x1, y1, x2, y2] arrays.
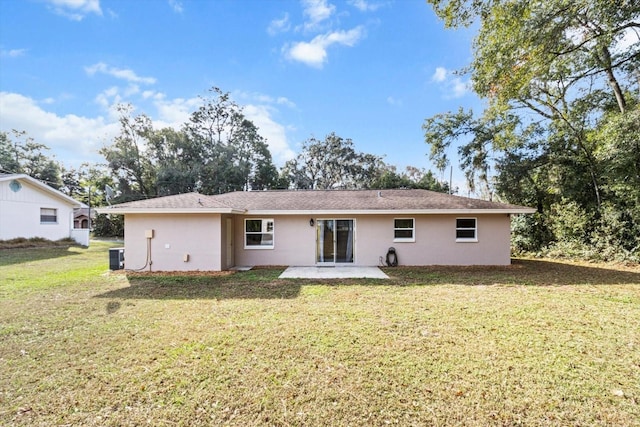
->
[[1, 241, 639, 426]]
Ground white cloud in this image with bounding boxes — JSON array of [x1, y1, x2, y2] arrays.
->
[[431, 66, 470, 99], [432, 67, 447, 82], [348, 0, 383, 12], [302, 0, 336, 31], [243, 104, 296, 164], [230, 91, 297, 163], [94, 86, 121, 110], [168, 0, 183, 13], [44, 0, 102, 21], [386, 96, 402, 106], [235, 91, 297, 110], [0, 92, 118, 166], [450, 78, 470, 98], [85, 62, 157, 85], [152, 95, 202, 128], [1, 48, 27, 58], [268, 13, 291, 36], [285, 26, 365, 68], [276, 97, 296, 108]]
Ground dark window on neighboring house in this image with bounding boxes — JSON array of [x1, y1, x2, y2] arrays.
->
[[41, 208, 58, 223]]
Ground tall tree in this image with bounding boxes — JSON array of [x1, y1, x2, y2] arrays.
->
[[0, 130, 62, 188], [282, 133, 385, 190], [423, 0, 640, 259], [100, 88, 279, 198], [183, 87, 278, 194], [100, 104, 156, 201]]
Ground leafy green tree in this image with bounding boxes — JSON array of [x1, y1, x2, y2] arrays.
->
[[100, 88, 279, 198], [0, 131, 20, 173], [100, 104, 157, 201], [183, 87, 278, 194], [147, 127, 201, 195], [282, 133, 385, 189], [0, 130, 62, 188], [372, 165, 450, 193], [423, 0, 640, 260]]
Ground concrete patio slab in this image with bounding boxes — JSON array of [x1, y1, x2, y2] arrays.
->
[[279, 266, 389, 279]]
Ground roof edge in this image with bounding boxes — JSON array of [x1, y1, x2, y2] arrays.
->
[[1, 174, 84, 208], [244, 208, 537, 215], [94, 207, 243, 215]]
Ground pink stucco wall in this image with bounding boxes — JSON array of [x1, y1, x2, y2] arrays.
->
[[234, 213, 512, 267], [354, 214, 512, 266], [124, 214, 222, 271], [122, 213, 513, 271], [235, 215, 317, 267]]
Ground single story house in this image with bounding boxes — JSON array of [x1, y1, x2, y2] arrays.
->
[[96, 189, 535, 271], [0, 173, 90, 246]]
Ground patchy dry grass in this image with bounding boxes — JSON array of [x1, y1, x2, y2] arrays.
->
[[1, 243, 639, 426], [0, 237, 81, 250]]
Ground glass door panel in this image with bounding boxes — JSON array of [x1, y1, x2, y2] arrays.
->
[[335, 220, 354, 263], [316, 219, 354, 264], [316, 219, 334, 263]]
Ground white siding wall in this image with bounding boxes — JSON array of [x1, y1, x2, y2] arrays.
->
[[124, 213, 222, 271], [0, 179, 75, 241]]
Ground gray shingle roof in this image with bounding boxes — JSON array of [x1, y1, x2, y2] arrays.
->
[[109, 192, 234, 210], [101, 189, 534, 214]]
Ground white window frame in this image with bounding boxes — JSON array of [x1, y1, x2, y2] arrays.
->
[[393, 218, 415, 243], [456, 217, 477, 242], [40, 208, 58, 224], [244, 218, 274, 249]]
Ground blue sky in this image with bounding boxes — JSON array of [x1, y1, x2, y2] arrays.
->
[[0, 0, 481, 187]]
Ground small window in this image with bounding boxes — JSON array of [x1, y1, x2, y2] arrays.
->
[[394, 218, 415, 242], [245, 219, 274, 249], [40, 208, 58, 224], [456, 218, 477, 242]]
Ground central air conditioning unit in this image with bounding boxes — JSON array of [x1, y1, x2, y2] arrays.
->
[[109, 247, 125, 270]]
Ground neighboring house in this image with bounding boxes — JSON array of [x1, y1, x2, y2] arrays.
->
[[74, 208, 95, 229], [0, 174, 90, 246], [96, 189, 535, 271]]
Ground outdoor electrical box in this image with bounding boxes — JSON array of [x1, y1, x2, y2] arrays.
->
[[145, 229, 154, 238], [109, 247, 125, 270]]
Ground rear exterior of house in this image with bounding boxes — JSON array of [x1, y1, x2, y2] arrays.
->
[[99, 189, 534, 271], [0, 174, 89, 245]]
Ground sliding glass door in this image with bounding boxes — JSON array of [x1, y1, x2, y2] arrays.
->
[[316, 219, 354, 264]]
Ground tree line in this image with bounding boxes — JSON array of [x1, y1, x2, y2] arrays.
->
[[1, 87, 448, 237]]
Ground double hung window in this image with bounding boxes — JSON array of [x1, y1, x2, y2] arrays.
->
[[456, 218, 477, 242], [245, 219, 274, 249], [393, 218, 415, 242], [40, 208, 57, 223]]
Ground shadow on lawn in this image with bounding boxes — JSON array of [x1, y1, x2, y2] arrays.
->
[[93, 260, 640, 301], [95, 270, 302, 300], [384, 258, 640, 286], [0, 246, 82, 267]]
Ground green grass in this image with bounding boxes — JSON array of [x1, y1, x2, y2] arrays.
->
[[1, 243, 639, 426]]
